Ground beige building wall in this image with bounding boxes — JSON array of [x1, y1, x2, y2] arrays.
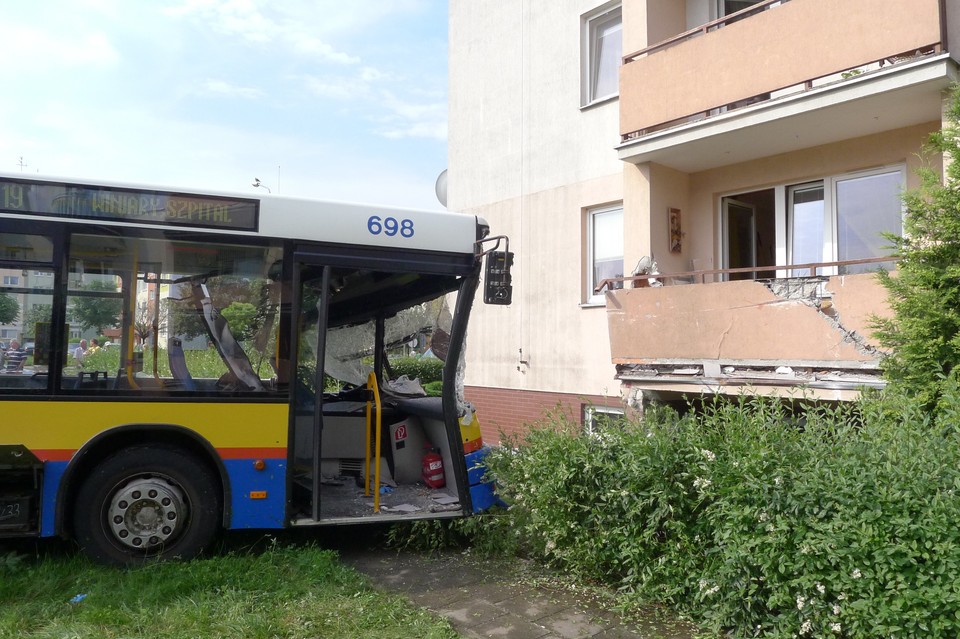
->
[[449, 0, 626, 403]]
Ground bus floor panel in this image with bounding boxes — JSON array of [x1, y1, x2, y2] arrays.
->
[[318, 479, 461, 520]]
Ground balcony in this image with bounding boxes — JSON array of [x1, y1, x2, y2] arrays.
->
[[618, 0, 955, 172], [602, 259, 892, 401]]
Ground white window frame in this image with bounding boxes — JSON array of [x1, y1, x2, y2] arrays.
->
[[584, 404, 625, 435], [581, 2, 622, 107], [786, 181, 829, 276], [2, 275, 19, 286], [829, 166, 905, 275], [719, 165, 904, 279], [585, 203, 624, 305]]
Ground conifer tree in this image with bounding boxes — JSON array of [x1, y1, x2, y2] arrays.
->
[[873, 87, 960, 409]]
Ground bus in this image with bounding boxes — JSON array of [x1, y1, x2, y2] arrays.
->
[[0, 173, 513, 565]]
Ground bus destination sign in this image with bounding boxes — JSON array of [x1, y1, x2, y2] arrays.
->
[[0, 178, 259, 232]]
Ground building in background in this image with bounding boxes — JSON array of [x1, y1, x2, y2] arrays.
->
[[450, 0, 960, 442]]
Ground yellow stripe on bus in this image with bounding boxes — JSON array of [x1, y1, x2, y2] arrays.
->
[[1, 401, 288, 452]]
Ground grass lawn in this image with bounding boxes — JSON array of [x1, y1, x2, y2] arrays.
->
[[0, 536, 456, 639]]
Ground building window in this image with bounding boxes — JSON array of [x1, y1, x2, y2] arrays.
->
[[583, 404, 625, 434], [719, 0, 766, 17], [586, 204, 624, 303], [715, 166, 907, 278], [582, 3, 622, 106], [834, 169, 903, 274], [787, 183, 826, 277], [2, 276, 19, 286]]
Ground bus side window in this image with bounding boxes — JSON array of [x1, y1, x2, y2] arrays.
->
[[0, 234, 55, 390]]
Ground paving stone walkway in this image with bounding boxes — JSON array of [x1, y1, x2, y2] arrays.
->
[[340, 547, 699, 639]]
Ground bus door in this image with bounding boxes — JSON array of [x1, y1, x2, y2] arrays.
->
[[290, 256, 478, 525]]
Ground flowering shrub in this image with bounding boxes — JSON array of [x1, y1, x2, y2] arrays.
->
[[485, 388, 960, 638]]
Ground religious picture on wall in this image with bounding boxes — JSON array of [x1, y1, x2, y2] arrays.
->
[[669, 207, 682, 253]]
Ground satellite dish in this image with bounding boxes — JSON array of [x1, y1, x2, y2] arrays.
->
[[435, 169, 448, 208]]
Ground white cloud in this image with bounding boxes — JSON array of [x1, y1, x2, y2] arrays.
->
[[0, 27, 119, 71], [303, 76, 366, 101], [201, 79, 264, 100], [374, 90, 447, 141], [163, 0, 360, 64]]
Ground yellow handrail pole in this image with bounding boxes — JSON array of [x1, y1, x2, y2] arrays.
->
[[124, 255, 140, 390], [364, 382, 373, 497]]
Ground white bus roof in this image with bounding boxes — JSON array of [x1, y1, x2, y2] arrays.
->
[[0, 173, 485, 256]]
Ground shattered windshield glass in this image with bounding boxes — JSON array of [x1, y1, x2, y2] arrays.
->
[[297, 266, 468, 413]]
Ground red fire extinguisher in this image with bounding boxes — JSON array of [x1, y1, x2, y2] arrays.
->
[[422, 445, 445, 488]]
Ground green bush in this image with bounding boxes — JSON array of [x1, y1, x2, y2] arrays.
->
[[484, 392, 960, 638], [385, 508, 519, 557], [391, 357, 443, 384]]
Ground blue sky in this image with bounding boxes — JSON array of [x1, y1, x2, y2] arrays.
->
[[0, 0, 449, 210]]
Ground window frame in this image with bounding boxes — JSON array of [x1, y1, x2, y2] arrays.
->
[[581, 2, 623, 107], [585, 203, 624, 305], [583, 404, 625, 435], [720, 165, 904, 279], [830, 166, 905, 274]]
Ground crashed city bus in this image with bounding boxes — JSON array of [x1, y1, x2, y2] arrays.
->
[[0, 173, 512, 565]]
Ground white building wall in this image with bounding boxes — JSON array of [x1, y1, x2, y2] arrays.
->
[[449, 0, 626, 398]]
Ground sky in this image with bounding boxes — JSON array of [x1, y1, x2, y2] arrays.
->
[[0, 0, 449, 210]]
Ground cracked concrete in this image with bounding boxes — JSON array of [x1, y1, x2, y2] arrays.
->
[[761, 277, 882, 358]]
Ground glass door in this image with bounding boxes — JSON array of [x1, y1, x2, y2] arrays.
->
[[722, 198, 757, 281]]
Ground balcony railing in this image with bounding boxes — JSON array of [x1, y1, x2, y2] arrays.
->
[[596, 255, 896, 293], [623, 0, 791, 63]]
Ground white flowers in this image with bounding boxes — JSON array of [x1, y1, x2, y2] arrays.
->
[[693, 477, 712, 491], [851, 568, 862, 579], [800, 619, 813, 635], [816, 582, 825, 595], [697, 579, 719, 596], [699, 448, 716, 462], [830, 622, 842, 633], [796, 595, 806, 611]]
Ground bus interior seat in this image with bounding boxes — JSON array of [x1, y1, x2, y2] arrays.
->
[[191, 283, 264, 391], [167, 338, 196, 391], [74, 370, 109, 389]]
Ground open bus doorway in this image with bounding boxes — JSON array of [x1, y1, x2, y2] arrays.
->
[[291, 262, 479, 525]]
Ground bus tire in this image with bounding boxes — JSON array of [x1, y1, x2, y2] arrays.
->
[[73, 445, 221, 566]]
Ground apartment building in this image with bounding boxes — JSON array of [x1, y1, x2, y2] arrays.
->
[[449, 0, 959, 442]]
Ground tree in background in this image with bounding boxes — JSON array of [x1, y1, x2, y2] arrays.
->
[[22, 304, 51, 338], [873, 87, 960, 410], [133, 301, 167, 347], [70, 280, 122, 336], [219, 302, 258, 341], [0, 293, 18, 325]]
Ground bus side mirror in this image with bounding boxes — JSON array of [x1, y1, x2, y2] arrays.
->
[[483, 251, 513, 305]]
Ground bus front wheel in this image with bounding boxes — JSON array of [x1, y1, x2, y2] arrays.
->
[[73, 446, 221, 566]]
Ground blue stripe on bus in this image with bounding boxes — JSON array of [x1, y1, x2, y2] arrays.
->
[[41, 461, 68, 537], [223, 458, 287, 529]]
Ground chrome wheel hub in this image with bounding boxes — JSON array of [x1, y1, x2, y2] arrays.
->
[[107, 476, 186, 550]]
